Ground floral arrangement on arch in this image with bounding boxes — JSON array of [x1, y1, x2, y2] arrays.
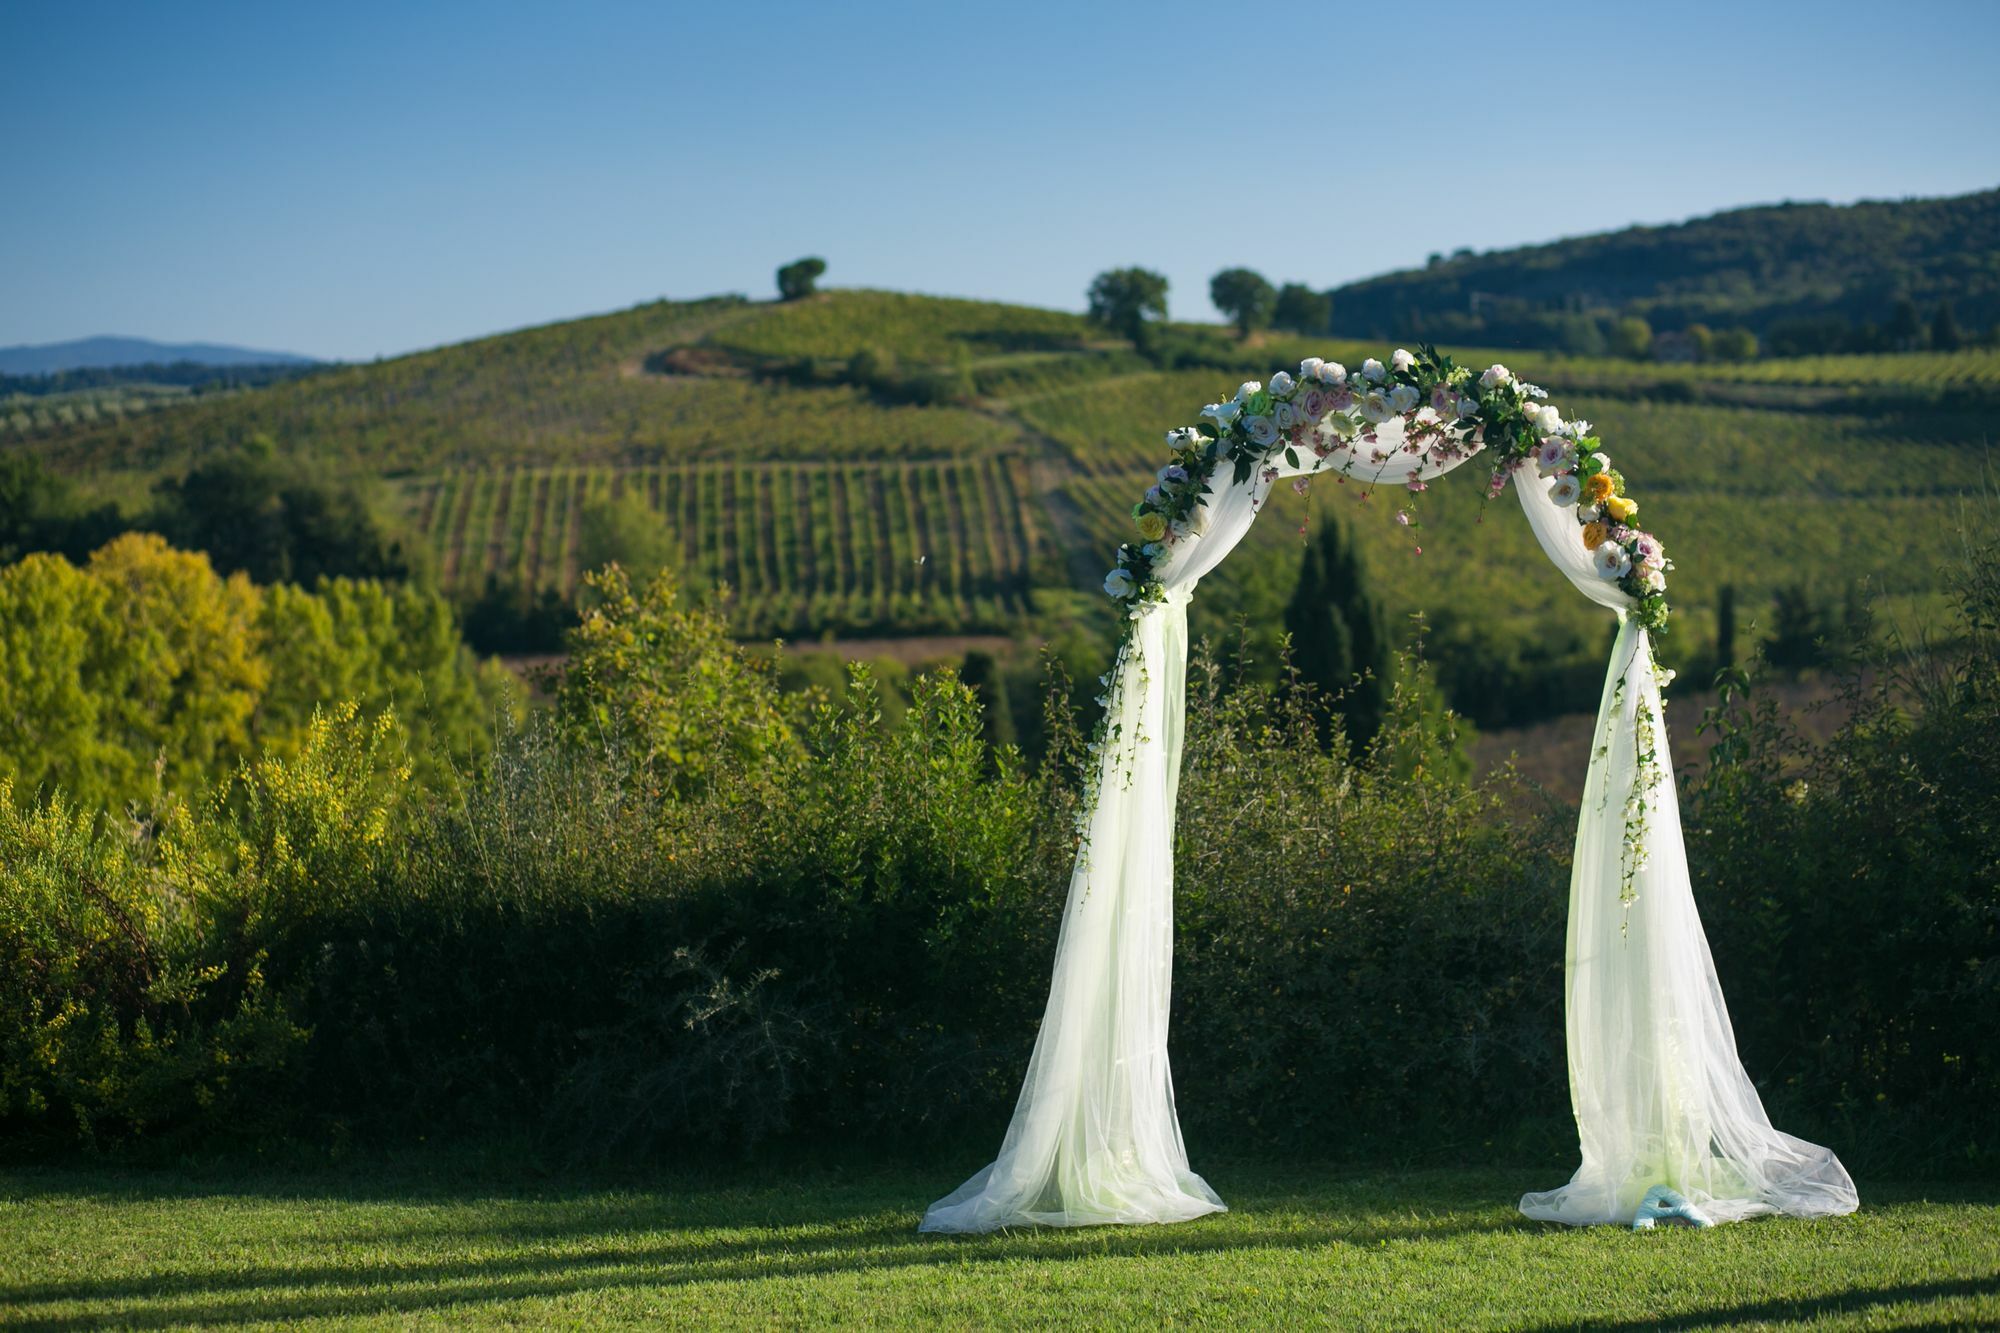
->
[[1103, 345, 1672, 635]]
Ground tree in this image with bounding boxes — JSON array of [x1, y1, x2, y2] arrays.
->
[[553, 563, 794, 797], [1715, 583, 1737, 673], [1711, 327, 1759, 361], [1610, 316, 1655, 361], [1209, 268, 1277, 340], [578, 492, 683, 589], [153, 446, 410, 587], [959, 649, 1017, 753], [1086, 267, 1170, 346], [86, 534, 268, 798], [1931, 301, 1963, 352], [1885, 296, 1926, 352], [1283, 516, 1388, 749], [776, 257, 827, 302], [258, 578, 518, 782], [1273, 283, 1331, 334], [0, 553, 121, 805], [1685, 323, 1716, 361]]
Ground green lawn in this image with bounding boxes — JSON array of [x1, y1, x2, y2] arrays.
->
[[1, 1159, 1993, 1329]]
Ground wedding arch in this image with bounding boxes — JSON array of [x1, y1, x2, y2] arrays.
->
[[922, 347, 1859, 1233]]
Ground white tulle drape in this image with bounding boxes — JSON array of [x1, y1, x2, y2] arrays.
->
[[1511, 463, 1857, 1225], [922, 419, 1856, 1234], [922, 419, 1458, 1233]]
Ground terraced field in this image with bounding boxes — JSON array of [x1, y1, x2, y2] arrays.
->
[[405, 456, 1042, 637]]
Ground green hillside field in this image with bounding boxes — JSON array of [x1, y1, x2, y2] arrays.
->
[[13, 288, 1997, 710]]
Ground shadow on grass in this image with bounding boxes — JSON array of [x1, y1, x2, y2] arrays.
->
[[4, 1164, 1994, 1329], [1531, 1276, 2000, 1330], [1, 1191, 1529, 1328]]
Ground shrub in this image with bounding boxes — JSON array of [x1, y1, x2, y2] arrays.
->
[[551, 563, 794, 798]]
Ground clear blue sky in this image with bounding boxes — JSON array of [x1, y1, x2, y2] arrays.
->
[[5, 0, 1998, 361]]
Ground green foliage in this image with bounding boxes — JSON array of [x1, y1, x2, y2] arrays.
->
[[1282, 515, 1388, 749], [576, 490, 681, 586], [775, 256, 827, 302], [1272, 282, 1330, 334], [1610, 315, 1654, 360], [1687, 529, 2000, 1160], [1086, 267, 1170, 345], [1710, 326, 1758, 361], [14, 284, 1999, 726], [1325, 187, 2000, 354], [3, 569, 1996, 1167], [153, 445, 414, 586], [1209, 268, 1277, 340], [709, 289, 1089, 364], [258, 578, 519, 781], [0, 452, 122, 562], [552, 563, 794, 797], [0, 536, 511, 811]]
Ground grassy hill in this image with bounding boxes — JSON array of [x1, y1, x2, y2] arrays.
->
[[13, 287, 1998, 720], [1327, 188, 2000, 355]]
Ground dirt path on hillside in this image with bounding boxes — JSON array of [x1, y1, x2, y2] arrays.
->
[[975, 405, 1104, 595]]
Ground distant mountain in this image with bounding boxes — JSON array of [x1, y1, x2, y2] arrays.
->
[[1326, 188, 2000, 357], [0, 335, 318, 375]]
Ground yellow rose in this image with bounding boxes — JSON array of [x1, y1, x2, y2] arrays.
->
[[1581, 521, 1608, 549], [1136, 511, 1168, 541], [1603, 494, 1637, 521], [1584, 472, 1616, 503]]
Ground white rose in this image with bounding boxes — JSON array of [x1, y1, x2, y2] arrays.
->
[[1361, 358, 1387, 383], [1201, 400, 1241, 428], [1548, 475, 1582, 507], [1268, 370, 1296, 397], [1456, 395, 1480, 419], [1244, 414, 1280, 446], [1643, 567, 1666, 592], [1235, 380, 1263, 403], [1387, 384, 1420, 415], [1391, 348, 1416, 373], [1298, 357, 1324, 381], [1479, 364, 1512, 390], [1592, 542, 1632, 581], [1273, 400, 1298, 430], [1104, 567, 1136, 599], [1533, 404, 1563, 435], [1317, 361, 1347, 385], [1358, 389, 1393, 423]]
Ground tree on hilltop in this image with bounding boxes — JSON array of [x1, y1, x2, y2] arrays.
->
[[777, 257, 827, 302], [1210, 268, 1277, 340], [1086, 267, 1170, 347], [1274, 283, 1331, 334]]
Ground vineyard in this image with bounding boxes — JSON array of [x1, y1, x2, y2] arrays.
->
[[404, 455, 1044, 638], [14, 287, 2000, 679]]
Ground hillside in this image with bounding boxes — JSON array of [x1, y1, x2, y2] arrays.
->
[[1327, 188, 2000, 356], [12, 287, 1999, 722], [0, 335, 317, 374]]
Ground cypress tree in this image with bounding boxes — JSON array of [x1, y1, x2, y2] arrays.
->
[[1284, 516, 1389, 749], [1715, 583, 1737, 672]]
